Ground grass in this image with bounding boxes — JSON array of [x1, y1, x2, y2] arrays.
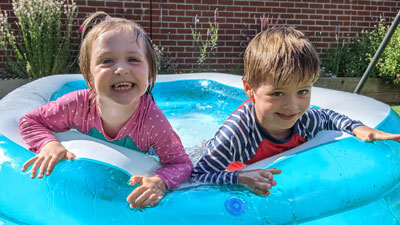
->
[[391, 106, 400, 116]]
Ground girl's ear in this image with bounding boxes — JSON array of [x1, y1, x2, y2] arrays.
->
[[242, 79, 254, 98]]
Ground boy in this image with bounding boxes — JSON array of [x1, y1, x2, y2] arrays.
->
[[191, 27, 400, 196]]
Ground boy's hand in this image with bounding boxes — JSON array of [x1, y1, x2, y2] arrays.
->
[[353, 125, 400, 143], [127, 176, 167, 208], [238, 168, 281, 196], [21, 141, 75, 179]]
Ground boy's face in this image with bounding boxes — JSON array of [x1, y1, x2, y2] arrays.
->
[[243, 78, 313, 139]]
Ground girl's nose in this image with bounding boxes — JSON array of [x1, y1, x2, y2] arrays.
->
[[114, 66, 129, 76]]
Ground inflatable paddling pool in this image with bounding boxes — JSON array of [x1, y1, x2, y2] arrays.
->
[[0, 73, 399, 225]]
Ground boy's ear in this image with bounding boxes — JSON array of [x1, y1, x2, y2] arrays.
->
[[242, 79, 254, 98]]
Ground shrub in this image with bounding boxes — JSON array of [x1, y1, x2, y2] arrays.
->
[[190, 8, 219, 71], [322, 18, 400, 85], [0, 0, 77, 80]]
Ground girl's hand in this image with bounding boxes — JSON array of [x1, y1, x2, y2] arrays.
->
[[126, 176, 167, 209], [238, 168, 282, 196], [21, 141, 76, 179], [353, 125, 400, 142]]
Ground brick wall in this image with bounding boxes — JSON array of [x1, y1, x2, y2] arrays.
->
[[0, 0, 399, 75]]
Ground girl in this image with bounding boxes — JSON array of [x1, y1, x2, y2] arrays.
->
[[19, 11, 193, 208]]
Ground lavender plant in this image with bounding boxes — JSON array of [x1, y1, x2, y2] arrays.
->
[[0, 0, 76, 80], [190, 8, 219, 71]]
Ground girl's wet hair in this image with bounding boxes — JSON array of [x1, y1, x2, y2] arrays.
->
[[79, 11, 156, 99], [243, 27, 320, 88]]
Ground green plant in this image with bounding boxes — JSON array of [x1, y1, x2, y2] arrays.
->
[[153, 43, 177, 74], [322, 17, 400, 85], [190, 8, 219, 71], [392, 105, 400, 116], [0, 0, 76, 80]]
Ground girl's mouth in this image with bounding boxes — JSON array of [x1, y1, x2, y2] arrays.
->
[[112, 82, 134, 91]]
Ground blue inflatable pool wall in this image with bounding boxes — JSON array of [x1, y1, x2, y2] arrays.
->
[[0, 74, 399, 225]]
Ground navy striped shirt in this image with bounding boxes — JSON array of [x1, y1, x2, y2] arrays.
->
[[191, 99, 363, 185]]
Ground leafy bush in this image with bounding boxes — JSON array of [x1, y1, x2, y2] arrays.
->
[[153, 43, 177, 74], [190, 8, 219, 71], [0, 0, 76, 80], [322, 18, 400, 85]]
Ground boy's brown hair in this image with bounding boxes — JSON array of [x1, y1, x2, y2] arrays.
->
[[243, 27, 320, 88]]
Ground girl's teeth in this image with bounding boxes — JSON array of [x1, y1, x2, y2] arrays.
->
[[113, 82, 133, 90]]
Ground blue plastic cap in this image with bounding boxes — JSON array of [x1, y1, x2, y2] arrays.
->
[[225, 197, 247, 216]]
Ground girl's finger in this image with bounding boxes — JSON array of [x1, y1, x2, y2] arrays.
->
[[22, 157, 37, 172], [150, 195, 163, 207], [127, 185, 145, 204], [38, 157, 51, 178], [46, 156, 61, 176], [65, 151, 76, 160], [129, 176, 143, 186], [133, 190, 152, 208], [30, 156, 45, 179]]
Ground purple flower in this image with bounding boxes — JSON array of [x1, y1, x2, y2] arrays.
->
[[79, 25, 83, 31], [194, 15, 199, 25]]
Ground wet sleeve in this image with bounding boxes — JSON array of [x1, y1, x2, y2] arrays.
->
[[18, 91, 85, 153]]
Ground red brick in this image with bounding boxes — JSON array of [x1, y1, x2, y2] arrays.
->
[[87, 1, 104, 7]]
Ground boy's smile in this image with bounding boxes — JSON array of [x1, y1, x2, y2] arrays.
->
[[244, 78, 313, 140]]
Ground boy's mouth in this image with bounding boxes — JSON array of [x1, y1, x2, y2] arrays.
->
[[112, 82, 134, 91], [276, 112, 297, 120]]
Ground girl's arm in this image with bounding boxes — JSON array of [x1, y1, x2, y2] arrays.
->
[[18, 90, 89, 153]]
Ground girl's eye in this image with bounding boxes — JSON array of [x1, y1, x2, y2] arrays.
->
[[298, 90, 309, 96], [128, 57, 139, 62], [102, 59, 113, 64]]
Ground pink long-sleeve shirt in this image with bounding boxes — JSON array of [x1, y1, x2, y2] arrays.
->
[[19, 89, 193, 189]]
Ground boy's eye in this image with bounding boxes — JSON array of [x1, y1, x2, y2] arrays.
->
[[271, 92, 283, 97], [298, 90, 309, 95]]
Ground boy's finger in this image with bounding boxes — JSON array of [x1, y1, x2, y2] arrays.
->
[[270, 168, 282, 174], [253, 188, 270, 196], [254, 181, 272, 191]]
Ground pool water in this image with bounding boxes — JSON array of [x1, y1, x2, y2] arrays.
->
[[50, 79, 248, 162]]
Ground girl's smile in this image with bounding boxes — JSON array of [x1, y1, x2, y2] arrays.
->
[[89, 28, 150, 108]]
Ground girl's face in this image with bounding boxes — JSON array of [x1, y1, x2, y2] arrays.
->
[[244, 78, 313, 139], [89, 28, 150, 107]]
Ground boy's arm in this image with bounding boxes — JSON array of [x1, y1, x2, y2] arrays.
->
[[310, 108, 400, 142], [310, 108, 364, 135], [352, 126, 400, 142], [191, 133, 240, 185]]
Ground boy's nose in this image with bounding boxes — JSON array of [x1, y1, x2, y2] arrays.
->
[[283, 96, 298, 109]]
